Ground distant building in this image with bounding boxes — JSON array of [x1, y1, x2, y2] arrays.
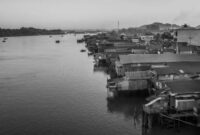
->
[[176, 28, 200, 54], [140, 35, 154, 45], [140, 35, 154, 41], [177, 28, 200, 46], [131, 38, 139, 43]]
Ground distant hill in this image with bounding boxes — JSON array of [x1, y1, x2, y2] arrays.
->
[[118, 27, 152, 36], [117, 22, 181, 36], [139, 22, 180, 31], [64, 29, 108, 34], [196, 25, 200, 29]]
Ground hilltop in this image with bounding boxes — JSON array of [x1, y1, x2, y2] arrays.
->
[[139, 22, 180, 31]]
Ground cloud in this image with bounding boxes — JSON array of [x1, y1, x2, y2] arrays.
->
[[0, 0, 200, 29]]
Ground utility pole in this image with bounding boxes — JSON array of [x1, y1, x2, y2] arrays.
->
[[189, 36, 192, 53], [176, 42, 179, 54], [117, 20, 120, 33]]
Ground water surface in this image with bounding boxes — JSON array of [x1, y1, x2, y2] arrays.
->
[[0, 35, 144, 135]]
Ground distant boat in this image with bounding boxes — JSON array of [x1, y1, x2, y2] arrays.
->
[[80, 49, 86, 52], [55, 40, 60, 43], [2, 37, 7, 42], [88, 52, 93, 56], [190, 74, 199, 79], [49, 35, 52, 38], [77, 39, 84, 43]]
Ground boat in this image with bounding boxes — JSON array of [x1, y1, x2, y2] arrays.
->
[[190, 74, 200, 79], [88, 52, 94, 56], [77, 39, 84, 43], [2, 37, 7, 42], [55, 40, 60, 43], [80, 49, 86, 52]]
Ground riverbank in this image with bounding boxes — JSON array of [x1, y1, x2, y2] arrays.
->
[[0, 27, 64, 37], [78, 31, 200, 134]]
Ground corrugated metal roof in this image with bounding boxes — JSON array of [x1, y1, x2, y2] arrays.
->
[[118, 54, 200, 65], [154, 67, 179, 75], [166, 80, 200, 93], [154, 62, 200, 75]]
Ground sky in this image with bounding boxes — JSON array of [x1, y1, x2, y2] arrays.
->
[[0, 0, 200, 29]]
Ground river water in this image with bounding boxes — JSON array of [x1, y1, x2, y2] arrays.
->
[[0, 35, 146, 135]]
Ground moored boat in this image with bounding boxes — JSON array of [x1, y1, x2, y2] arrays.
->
[[80, 49, 86, 52], [55, 40, 60, 43]]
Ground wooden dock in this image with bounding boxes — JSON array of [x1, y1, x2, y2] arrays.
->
[[159, 112, 200, 128], [142, 111, 200, 130]]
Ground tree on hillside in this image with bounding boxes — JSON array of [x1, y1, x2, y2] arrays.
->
[[161, 32, 173, 40]]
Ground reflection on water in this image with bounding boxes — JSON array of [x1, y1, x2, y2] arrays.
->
[[142, 124, 200, 135], [93, 64, 108, 75], [107, 97, 146, 128]]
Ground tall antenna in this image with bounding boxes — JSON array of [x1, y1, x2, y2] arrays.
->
[[117, 20, 120, 33]]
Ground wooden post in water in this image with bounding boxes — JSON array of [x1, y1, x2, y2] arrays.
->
[[148, 114, 152, 129], [147, 79, 152, 96], [142, 110, 148, 128]]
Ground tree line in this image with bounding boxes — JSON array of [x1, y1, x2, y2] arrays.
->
[[0, 27, 64, 37]]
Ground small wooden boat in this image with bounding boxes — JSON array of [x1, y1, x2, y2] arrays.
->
[[190, 74, 199, 79], [88, 52, 94, 56], [77, 39, 84, 43], [80, 49, 86, 52], [55, 40, 60, 43], [2, 37, 7, 42]]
